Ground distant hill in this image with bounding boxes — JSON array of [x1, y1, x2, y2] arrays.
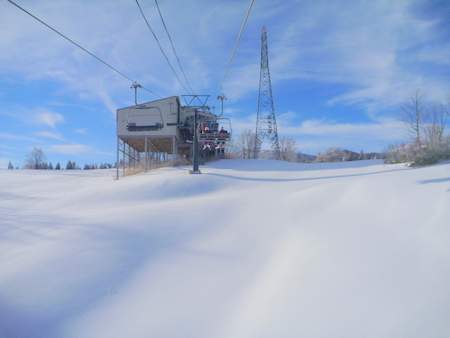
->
[[254, 148, 384, 163], [296, 152, 317, 162], [315, 148, 385, 162]]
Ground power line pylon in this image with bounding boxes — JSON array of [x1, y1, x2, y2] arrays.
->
[[254, 26, 280, 159]]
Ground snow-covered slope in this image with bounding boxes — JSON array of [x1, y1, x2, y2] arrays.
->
[[1, 160, 449, 338]]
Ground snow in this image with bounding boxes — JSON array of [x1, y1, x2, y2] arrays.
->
[[1, 160, 449, 338]]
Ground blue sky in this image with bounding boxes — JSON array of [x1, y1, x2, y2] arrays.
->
[[1, 0, 449, 168]]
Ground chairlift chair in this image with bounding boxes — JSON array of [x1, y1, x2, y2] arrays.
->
[[198, 117, 232, 142]]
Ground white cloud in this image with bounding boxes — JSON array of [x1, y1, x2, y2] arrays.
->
[[35, 111, 64, 128], [282, 118, 407, 153], [50, 143, 92, 155], [0, 0, 299, 108], [97, 87, 118, 116], [416, 44, 450, 66], [75, 128, 87, 135], [221, 0, 450, 107], [230, 113, 407, 153], [0, 0, 448, 138], [228, 114, 257, 134], [284, 119, 401, 137], [0, 132, 37, 142], [34, 130, 64, 141], [0, 0, 224, 109]]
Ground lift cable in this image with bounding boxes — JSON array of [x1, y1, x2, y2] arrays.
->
[[7, 0, 161, 99], [218, 0, 256, 95], [140, 85, 161, 97], [154, 0, 195, 94], [135, 0, 191, 94]]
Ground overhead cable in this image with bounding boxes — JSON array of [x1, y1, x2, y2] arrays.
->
[[219, 0, 256, 94], [6, 0, 161, 98], [135, 0, 191, 94], [154, 0, 194, 94]]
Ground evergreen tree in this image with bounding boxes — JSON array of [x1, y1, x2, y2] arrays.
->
[[8, 161, 14, 170], [55, 162, 61, 170], [48, 162, 53, 170], [66, 161, 73, 170]]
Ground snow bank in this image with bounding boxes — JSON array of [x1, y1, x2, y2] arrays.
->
[[1, 160, 449, 338]]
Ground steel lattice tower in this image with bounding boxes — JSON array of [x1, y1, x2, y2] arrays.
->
[[254, 26, 280, 159]]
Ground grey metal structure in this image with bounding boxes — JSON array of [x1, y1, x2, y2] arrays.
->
[[254, 26, 281, 159], [116, 96, 230, 178]]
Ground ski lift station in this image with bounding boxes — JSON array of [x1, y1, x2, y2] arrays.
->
[[116, 95, 231, 176]]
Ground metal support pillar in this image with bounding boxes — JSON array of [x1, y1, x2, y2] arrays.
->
[[144, 136, 148, 171], [125, 142, 128, 173], [172, 136, 177, 159], [191, 109, 201, 174], [116, 136, 119, 180], [122, 140, 125, 177]]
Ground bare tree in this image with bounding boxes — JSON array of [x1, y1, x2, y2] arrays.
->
[[238, 129, 257, 159], [401, 89, 425, 145], [223, 134, 242, 159], [387, 92, 450, 166], [423, 102, 448, 148], [25, 147, 46, 169], [279, 136, 297, 161]]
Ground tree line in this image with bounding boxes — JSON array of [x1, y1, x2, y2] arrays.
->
[[229, 130, 299, 161], [6, 147, 115, 170], [229, 131, 383, 163]]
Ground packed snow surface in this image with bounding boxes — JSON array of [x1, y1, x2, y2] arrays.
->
[[1, 160, 449, 338]]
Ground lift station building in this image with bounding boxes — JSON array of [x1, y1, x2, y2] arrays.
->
[[116, 95, 231, 175]]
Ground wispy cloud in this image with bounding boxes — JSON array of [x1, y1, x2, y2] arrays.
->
[[416, 44, 450, 66], [35, 111, 65, 128], [74, 128, 87, 135], [223, 0, 450, 108], [1, 0, 448, 110], [0, 132, 37, 142], [50, 143, 92, 155], [283, 118, 406, 153], [230, 113, 407, 153], [34, 130, 64, 141], [283, 119, 405, 140]]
